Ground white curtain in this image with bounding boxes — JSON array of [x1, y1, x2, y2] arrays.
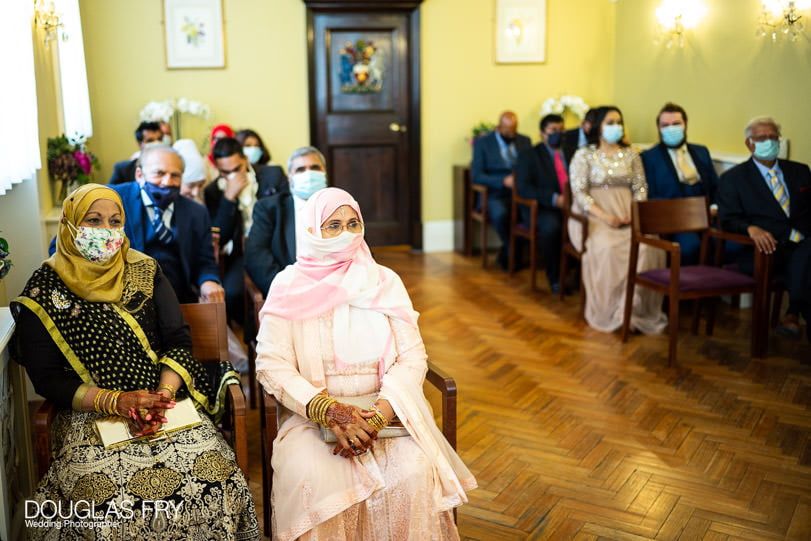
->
[[0, 1, 40, 196], [55, 0, 92, 140]]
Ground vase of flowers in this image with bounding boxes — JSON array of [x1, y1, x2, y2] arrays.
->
[[0, 233, 11, 281], [139, 98, 211, 141], [539, 95, 590, 123], [47, 134, 99, 203]]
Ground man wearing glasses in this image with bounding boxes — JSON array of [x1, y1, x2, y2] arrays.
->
[[718, 117, 811, 340]]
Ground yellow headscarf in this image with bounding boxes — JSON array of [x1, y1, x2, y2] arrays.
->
[[44, 183, 146, 303]]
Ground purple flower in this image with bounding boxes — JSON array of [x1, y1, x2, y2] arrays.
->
[[73, 151, 92, 175]]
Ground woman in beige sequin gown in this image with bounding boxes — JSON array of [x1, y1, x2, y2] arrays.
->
[[256, 188, 476, 541], [568, 106, 668, 334]]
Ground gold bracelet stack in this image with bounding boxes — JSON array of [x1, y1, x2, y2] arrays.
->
[[93, 389, 123, 416], [307, 393, 338, 427], [157, 383, 177, 400], [367, 406, 389, 432]]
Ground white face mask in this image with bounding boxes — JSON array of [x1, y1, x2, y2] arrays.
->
[[68, 223, 126, 264]]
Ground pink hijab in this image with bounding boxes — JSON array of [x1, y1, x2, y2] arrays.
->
[[260, 188, 418, 373]]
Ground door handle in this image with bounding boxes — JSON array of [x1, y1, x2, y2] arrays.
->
[[388, 122, 407, 133]]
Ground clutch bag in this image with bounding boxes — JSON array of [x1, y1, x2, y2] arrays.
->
[[318, 394, 409, 443], [95, 397, 202, 449]]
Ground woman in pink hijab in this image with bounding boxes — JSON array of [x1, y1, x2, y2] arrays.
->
[[256, 187, 476, 540]]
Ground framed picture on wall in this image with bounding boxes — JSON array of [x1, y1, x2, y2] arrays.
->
[[163, 0, 226, 69], [495, 0, 546, 64]]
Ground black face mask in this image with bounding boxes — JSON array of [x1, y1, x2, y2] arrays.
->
[[500, 135, 515, 145], [143, 182, 180, 210], [547, 132, 562, 148]]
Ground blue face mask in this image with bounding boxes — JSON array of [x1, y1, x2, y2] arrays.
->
[[601, 124, 624, 144], [143, 182, 180, 210], [752, 139, 780, 161], [291, 170, 327, 200], [243, 146, 263, 164], [546, 132, 563, 148], [660, 125, 685, 148]]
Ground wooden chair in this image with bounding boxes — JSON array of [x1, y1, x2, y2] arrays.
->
[[559, 182, 588, 311], [621, 197, 770, 367], [243, 269, 265, 409], [463, 165, 491, 267], [508, 183, 540, 290], [33, 302, 249, 480], [260, 361, 458, 536]]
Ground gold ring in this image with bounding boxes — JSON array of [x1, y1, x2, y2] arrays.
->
[[138, 408, 149, 418]]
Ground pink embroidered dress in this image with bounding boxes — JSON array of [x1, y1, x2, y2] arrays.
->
[[255, 188, 476, 540]]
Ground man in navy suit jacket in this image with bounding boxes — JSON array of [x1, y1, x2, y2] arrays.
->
[[563, 108, 596, 150], [108, 121, 163, 185], [719, 116, 811, 340], [244, 146, 328, 298], [204, 137, 287, 321], [471, 111, 532, 269], [515, 113, 576, 293], [641, 103, 721, 264], [110, 145, 224, 305]]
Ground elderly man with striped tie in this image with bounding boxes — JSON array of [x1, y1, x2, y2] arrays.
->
[[719, 116, 811, 341], [110, 145, 225, 305]]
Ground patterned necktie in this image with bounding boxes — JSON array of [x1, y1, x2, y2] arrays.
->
[[676, 147, 698, 185], [553, 150, 568, 193], [767, 169, 789, 215], [152, 206, 174, 244], [768, 169, 804, 242], [503, 143, 517, 168]]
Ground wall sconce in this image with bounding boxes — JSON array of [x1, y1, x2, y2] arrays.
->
[[33, 0, 64, 46], [655, 0, 707, 48], [757, 1, 809, 42]]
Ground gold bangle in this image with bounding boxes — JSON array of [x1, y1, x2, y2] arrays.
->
[[307, 394, 337, 427], [368, 406, 388, 431], [93, 389, 105, 413], [109, 390, 122, 416], [157, 383, 177, 400]]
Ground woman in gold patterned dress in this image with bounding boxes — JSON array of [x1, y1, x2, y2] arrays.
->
[[568, 106, 668, 334], [12, 184, 258, 540]]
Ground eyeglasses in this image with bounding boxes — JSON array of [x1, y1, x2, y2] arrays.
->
[[749, 134, 780, 142], [320, 220, 363, 236]]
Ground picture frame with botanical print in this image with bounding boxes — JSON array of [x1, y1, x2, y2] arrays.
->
[[163, 0, 226, 69], [495, 0, 546, 64]]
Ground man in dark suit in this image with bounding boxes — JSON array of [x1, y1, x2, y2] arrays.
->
[[719, 116, 811, 340], [110, 145, 224, 304], [244, 146, 327, 297], [642, 102, 721, 264], [108, 121, 163, 185], [471, 111, 532, 269], [204, 137, 287, 321], [515, 113, 576, 293], [563, 108, 596, 150]]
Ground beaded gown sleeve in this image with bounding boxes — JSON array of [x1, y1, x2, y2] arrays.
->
[[13, 265, 187, 410]]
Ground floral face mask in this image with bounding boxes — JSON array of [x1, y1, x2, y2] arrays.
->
[[68, 223, 125, 264]]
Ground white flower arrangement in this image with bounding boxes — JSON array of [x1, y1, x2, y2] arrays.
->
[[138, 98, 211, 123], [539, 95, 589, 121]]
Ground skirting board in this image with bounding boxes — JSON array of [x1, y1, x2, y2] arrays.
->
[[422, 220, 454, 253]]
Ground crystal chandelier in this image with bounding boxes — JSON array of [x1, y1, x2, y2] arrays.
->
[[757, 1, 809, 42]]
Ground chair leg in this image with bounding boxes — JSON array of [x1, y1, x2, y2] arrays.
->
[[621, 281, 635, 342], [529, 236, 537, 291], [690, 300, 701, 335], [769, 289, 783, 328], [559, 253, 568, 302], [508, 230, 516, 276], [706, 300, 717, 336], [667, 295, 680, 367], [481, 219, 488, 269]]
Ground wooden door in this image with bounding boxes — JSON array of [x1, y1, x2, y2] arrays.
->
[[307, 2, 422, 248]]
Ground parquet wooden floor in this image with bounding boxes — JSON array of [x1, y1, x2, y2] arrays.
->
[[246, 250, 810, 541]]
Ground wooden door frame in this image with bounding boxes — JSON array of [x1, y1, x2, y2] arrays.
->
[[304, 0, 423, 250]]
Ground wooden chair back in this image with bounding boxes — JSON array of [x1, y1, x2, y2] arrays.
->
[[509, 182, 539, 290], [180, 302, 229, 364], [632, 196, 710, 236], [559, 181, 588, 309], [464, 165, 492, 267], [243, 269, 265, 408]]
